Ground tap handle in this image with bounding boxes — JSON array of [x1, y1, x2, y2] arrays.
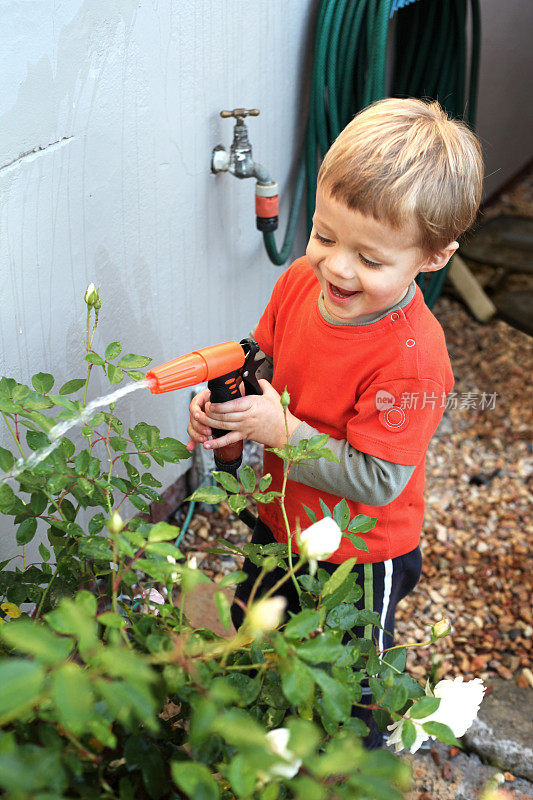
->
[[220, 108, 260, 122]]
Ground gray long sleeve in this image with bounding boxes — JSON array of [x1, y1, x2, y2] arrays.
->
[[288, 422, 415, 507]]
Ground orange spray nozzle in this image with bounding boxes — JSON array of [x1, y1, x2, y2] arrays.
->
[[145, 341, 246, 394]]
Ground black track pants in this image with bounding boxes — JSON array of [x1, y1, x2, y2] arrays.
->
[[231, 518, 422, 748]]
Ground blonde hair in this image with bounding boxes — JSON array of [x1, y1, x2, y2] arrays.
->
[[318, 98, 484, 254]]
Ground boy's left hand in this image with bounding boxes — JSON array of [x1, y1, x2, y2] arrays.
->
[[194, 379, 301, 450]]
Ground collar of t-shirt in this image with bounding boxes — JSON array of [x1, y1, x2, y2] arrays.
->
[[318, 280, 416, 326]]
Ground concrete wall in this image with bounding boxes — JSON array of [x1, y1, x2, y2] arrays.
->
[[0, 1, 312, 507]]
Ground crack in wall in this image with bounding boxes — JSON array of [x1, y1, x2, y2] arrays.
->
[[0, 136, 75, 174]]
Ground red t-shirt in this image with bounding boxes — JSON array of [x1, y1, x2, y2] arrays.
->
[[254, 257, 454, 563]]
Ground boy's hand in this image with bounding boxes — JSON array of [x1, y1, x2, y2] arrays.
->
[[191, 380, 301, 450], [186, 388, 212, 452]]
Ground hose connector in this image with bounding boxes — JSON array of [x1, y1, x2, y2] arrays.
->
[[255, 181, 279, 232]]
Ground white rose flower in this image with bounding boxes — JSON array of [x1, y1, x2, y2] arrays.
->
[[264, 728, 301, 780], [387, 676, 485, 754], [84, 283, 96, 304], [107, 511, 124, 534], [166, 555, 180, 583], [298, 517, 342, 562], [84, 282, 99, 307], [246, 596, 287, 635], [431, 617, 452, 639]]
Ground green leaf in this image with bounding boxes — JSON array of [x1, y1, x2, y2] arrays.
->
[[187, 486, 227, 504], [347, 514, 378, 534], [302, 504, 317, 524], [26, 430, 50, 451], [141, 472, 162, 487], [0, 620, 73, 665], [157, 437, 190, 462], [78, 536, 113, 561], [252, 490, 282, 504], [218, 571, 247, 587], [23, 392, 53, 410], [52, 663, 94, 735], [342, 532, 369, 552], [128, 370, 146, 382], [215, 591, 231, 630], [98, 612, 125, 629], [295, 631, 344, 664], [0, 659, 45, 719], [211, 709, 267, 749], [105, 341, 122, 360], [320, 558, 357, 598], [171, 762, 219, 800], [58, 378, 85, 395], [297, 574, 321, 593], [228, 754, 257, 798], [227, 494, 247, 515], [125, 461, 140, 485], [401, 718, 417, 750], [239, 465, 256, 493], [315, 446, 339, 462], [422, 721, 461, 747], [308, 434, 329, 450], [319, 499, 331, 518], [326, 604, 358, 630], [29, 492, 47, 515], [409, 696, 441, 719], [38, 542, 51, 562], [284, 609, 322, 639], [16, 517, 37, 545], [107, 364, 124, 384], [281, 659, 314, 705], [212, 471, 239, 493], [0, 484, 16, 512], [149, 521, 179, 542], [85, 352, 105, 366], [222, 673, 261, 706], [0, 446, 14, 472], [96, 679, 158, 732], [75, 450, 90, 473], [129, 495, 149, 512], [117, 354, 152, 369], [391, 683, 409, 711], [258, 473, 272, 491], [31, 372, 54, 394], [382, 647, 407, 674], [332, 498, 350, 530], [311, 667, 352, 721]]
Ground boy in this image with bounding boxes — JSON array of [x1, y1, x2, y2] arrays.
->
[[186, 98, 483, 746]]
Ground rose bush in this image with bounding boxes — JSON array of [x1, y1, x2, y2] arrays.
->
[[0, 286, 483, 799]]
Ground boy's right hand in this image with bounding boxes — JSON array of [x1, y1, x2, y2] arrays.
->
[[186, 389, 212, 452]]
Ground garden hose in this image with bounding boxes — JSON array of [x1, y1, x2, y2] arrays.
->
[[263, 0, 481, 310]]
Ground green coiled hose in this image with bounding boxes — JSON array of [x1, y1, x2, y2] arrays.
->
[[263, 0, 481, 310]]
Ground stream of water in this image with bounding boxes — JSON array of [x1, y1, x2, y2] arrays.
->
[[1, 380, 149, 484]]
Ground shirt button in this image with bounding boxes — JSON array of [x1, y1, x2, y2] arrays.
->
[[390, 312, 400, 321], [406, 339, 415, 347]]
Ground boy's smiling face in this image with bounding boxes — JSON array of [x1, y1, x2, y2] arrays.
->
[[306, 186, 457, 322]]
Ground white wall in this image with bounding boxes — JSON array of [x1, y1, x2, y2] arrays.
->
[[476, 0, 533, 199], [1, 0, 531, 553], [0, 1, 312, 506]]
